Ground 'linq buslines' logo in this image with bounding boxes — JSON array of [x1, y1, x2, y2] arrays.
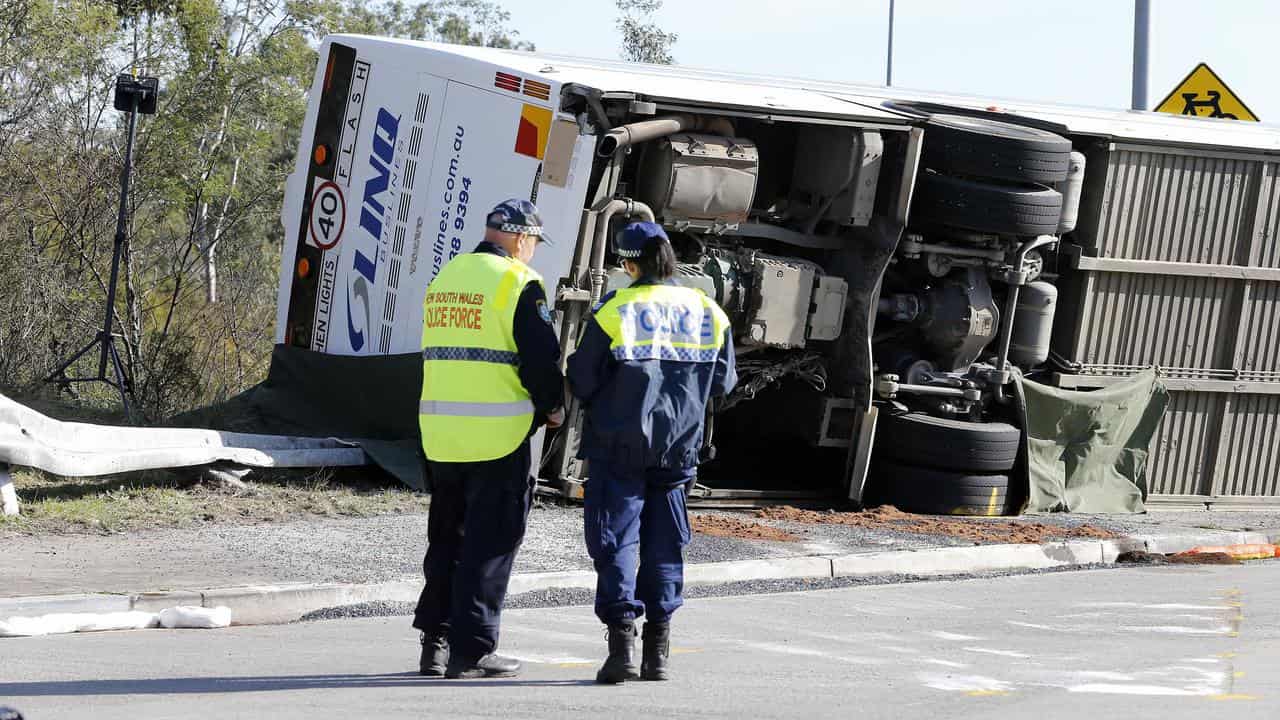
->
[[346, 108, 400, 351]]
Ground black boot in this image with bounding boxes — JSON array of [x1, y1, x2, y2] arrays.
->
[[445, 653, 522, 679], [641, 621, 670, 681], [596, 623, 640, 684], [419, 632, 449, 677]]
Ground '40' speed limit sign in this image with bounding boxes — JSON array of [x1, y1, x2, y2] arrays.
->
[[309, 180, 346, 250]]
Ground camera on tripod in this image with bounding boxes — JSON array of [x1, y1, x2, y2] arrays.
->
[[45, 73, 163, 419], [113, 74, 159, 115]]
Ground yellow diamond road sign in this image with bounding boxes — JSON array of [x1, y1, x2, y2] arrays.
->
[[1154, 62, 1259, 122]]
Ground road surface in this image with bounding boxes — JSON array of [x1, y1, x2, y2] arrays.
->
[[4, 564, 1277, 719]]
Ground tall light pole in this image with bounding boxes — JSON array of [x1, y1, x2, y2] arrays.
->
[[886, 0, 895, 86], [1132, 0, 1151, 110]]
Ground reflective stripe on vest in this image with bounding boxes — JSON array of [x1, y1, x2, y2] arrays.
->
[[419, 399, 536, 417], [419, 252, 544, 462], [593, 283, 729, 363], [421, 346, 520, 365]]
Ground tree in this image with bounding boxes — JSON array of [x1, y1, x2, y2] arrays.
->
[[0, 0, 533, 420], [318, 0, 532, 49], [0, 0, 128, 406], [615, 0, 675, 64]]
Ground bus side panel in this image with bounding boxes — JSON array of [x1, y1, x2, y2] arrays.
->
[[277, 40, 452, 357], [414, 81, 588, 320], [277, 37, 591, 357]]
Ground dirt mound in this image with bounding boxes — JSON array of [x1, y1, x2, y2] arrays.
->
[[1117, 550, 1240, 565], [691, 514, 800, 542], [755, 505, 1119, 545]]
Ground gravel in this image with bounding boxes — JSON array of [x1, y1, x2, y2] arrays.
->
[[8, 498, 1280, 599], [302, 600, 417, 622], [1, 502, 818, 597], [520, 504, 810, 572]]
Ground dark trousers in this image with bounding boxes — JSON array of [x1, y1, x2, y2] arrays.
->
[[584, 460, 692, 626], [413, 441, 533, 662]]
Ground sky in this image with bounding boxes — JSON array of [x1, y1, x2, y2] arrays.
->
[[492, 0, 1280, 123]]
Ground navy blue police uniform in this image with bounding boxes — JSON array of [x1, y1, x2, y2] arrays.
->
[[567, 223, 737, 629]]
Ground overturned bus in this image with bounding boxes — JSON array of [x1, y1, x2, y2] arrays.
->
[[274, 34, 1280, 511]]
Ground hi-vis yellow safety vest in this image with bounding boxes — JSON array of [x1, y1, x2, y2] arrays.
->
[[419, 252, 544, 462], [594, 283, 730, 363]]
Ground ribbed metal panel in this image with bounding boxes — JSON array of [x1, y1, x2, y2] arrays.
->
[[1239, 281, 1280, 372], [1060, 145, 1280, 499], [1074, 273, 1234, 371], [1255, 163, 1280, 268], [1214, 394, 1280, 496], [1148, 391, 1222, 496], [1097, 149, 1255, 264]]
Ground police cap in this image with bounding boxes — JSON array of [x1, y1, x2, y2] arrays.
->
[[616, 221, 669, 259], [486, 199, 551, 244]]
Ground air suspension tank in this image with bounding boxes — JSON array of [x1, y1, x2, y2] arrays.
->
[[1008, 281, 1058, 367], [1056, 151, 1086, 234]]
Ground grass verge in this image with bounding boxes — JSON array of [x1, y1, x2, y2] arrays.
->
[[0, 466, 428, 535], [1, 387, 429, 535]]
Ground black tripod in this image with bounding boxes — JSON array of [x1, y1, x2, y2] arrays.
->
[[45, 74, 159, 420]]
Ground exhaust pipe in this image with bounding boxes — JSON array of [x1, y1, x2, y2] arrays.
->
[[597, 114, 735, 157], [589, 198, 655, 303]]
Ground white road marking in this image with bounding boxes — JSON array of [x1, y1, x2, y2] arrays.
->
[[931, 631, 980, 641], [793, 629, 896, 655], [742, 641, 879, 665], [504, 627, 601, 644], [506, 653, 598, 665], [1007, 621, 1063, 631], [919, 673, 1012, 693], [875, 645, 920, 655], [1066, 671, 1137, 682], [922, 658, 968, 669], [1067, 684, 1203, 696], [1076, 602, 1228, 611], [1119, 625, 1233, 635], [963, 647, 1031, 658]]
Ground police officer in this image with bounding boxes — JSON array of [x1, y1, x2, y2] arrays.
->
[[415, 199, 565, 679], [567, 221, 737, 684]]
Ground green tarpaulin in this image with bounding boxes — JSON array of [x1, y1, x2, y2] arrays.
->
[[1015, 369, 1169, 514]]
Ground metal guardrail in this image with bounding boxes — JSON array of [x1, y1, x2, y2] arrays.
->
[[0, 394, 372, 516]]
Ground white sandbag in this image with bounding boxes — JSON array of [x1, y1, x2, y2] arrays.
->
[[0, 610, 158, 637], [158, 605, 232, 629], [76, 611, 159, 633], [0, 614, 79, 637], [0, 467, 18, 516]]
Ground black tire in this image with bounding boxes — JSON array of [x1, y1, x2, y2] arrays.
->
[[869, 460, 1012, 516], [912, 171, 1063, 236], [921, 114, 1072, 184], [876, 411, 1020, 473]]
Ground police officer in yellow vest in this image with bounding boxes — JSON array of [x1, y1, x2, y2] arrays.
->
[[568, 222, 737, 684], [415, 199, 565, 679]]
